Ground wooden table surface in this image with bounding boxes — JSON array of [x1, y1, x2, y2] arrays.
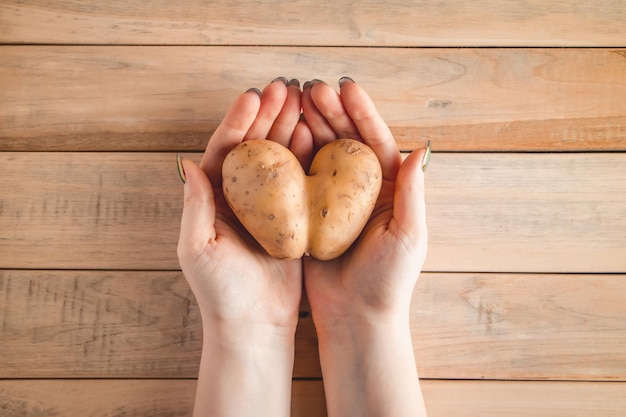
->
[[1, 1, 625, 415]]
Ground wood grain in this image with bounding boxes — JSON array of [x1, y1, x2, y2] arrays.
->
[[1, 47, 625, 152], [0, 271, 200, 378], [2, 270, 624, 380], [0, 153, 182, 270], [3, 1, 624, 414], [1, 0, 625, 47], [414, 273, 626, 380], [0, 379, 624, 417], [425, 152, 626, 273], [422, 380, 626, 417], [2, 152, 625, 272]]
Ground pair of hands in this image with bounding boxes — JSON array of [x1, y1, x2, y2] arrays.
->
[[177, 77, 428, 341]]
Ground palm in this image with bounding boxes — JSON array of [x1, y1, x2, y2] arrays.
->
[[178, 78, 307, 330], [304, 179, 413, 318], [301, 79, 427, 320], [207, 188, 302, 326]]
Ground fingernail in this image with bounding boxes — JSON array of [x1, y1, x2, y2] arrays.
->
[[287, 78, 300, 88], [176, 153, 186, 184], [310, 79, 327, 86], [422, 140, 431, 172], [245, 87, 262, 96], [302, 80, 313, 90], [271, 76, 288, 85], [339, 76, 355, 87]]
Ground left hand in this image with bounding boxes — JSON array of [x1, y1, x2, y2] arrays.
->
[[177, 78, 310, 335]]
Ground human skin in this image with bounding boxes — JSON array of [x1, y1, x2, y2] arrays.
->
[[301, 78, 429, 417], [177, 77, 428, 417], [177, 77, 311, 417]]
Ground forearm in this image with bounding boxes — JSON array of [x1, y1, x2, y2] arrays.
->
[[193, 321, 295, 417], [316, 316, 427, 417]]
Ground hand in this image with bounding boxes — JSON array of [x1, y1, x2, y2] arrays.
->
[[177, 77, 308, 332], [302, 78, 428, 327], [176, 78, 310, 417], [300, 78, 429, 417]]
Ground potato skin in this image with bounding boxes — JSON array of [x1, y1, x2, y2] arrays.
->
[[222, 140, 308, 259], [307, 139, 382, 260], [222, 138, 382, 260]]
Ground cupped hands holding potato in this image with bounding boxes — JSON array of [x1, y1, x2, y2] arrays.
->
[[177, 77, 429, 417]]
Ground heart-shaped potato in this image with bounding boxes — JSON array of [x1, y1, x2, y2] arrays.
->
[[222, 138, 382, 260]]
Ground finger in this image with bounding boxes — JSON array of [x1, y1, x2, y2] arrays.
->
[[389, 148, 428, 256], [200, 89, 261, 185], [309, 80, 360, 141], [301, 80, 336, 149], [244, 77, 289, 141], [290, 118, 314, 171], [267, 78, 302, 147], [339, 78, 402, 180], [178, 157, 217, 263]]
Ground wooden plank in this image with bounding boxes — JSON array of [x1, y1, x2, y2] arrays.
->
[[1, 152, 625, 272], [1, 1, 625, 47], [421, 380, 626, 417], [0, 379, 197, 417], [413, 273, 626, 380], [1, 270, 625, 380], [1, 47, 625, 152], [0, 270, 200, 378], [0, 153, 182, 270], [425, 152, 626, 273], [0, 379, 624, 417]]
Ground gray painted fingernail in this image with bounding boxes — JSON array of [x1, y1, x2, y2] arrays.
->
[[339, 76, 355, 87], [422, 140, 431, 172], [271, 76, 289, 85], [245, 87, 262, 96], [176, 153, 186, 184]]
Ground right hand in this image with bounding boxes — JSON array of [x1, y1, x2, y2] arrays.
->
[[301, 78, 429, 330]]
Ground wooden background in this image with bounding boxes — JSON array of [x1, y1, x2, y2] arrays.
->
[[1, 1, 625, 415]]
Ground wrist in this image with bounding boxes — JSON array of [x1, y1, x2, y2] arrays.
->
[[313, 312, 423, 417], [313, 309, 411, 346], [195, 291, 301, 343], [195, 316, 295, 417], [202, 318, 296, 353], [311, 301, 411, 339]]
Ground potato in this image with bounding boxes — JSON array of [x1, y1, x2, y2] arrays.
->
[[222, 138, 382, 260], [222, 140, 308, 259]]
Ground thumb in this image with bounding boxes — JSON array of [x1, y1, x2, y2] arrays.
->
[[177, 157, 217, 262], [389, 147, 428, 252]]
